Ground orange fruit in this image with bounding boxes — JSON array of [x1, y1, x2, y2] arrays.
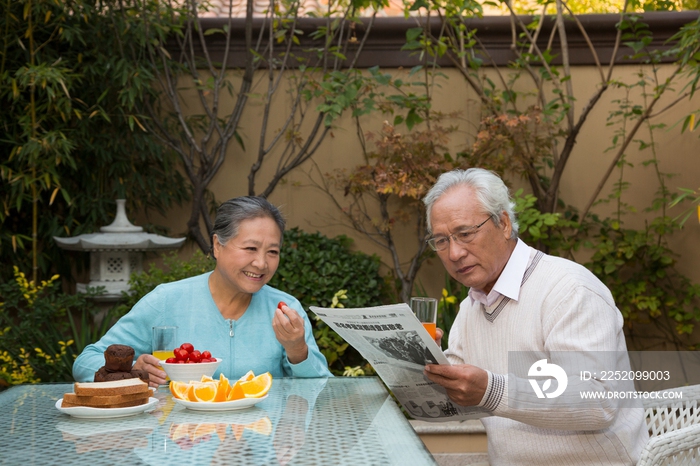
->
[[240, 372, 272, 398], [200, 375, 216, 383], [170, 381, 190, 400], [227, 381, 245, 401], [215, 373, 230, 402], [186, 384, 198, 402], [193, 383, 217, 402], [238, 370, 255, 382], [245, 417, 272, 436]]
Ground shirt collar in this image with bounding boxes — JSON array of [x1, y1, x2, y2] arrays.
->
[[469, 238, 530, 306]]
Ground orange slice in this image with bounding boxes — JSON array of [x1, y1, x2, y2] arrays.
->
[[245, 417, 272, 436], [170, 381, 190, 400], [240, 372, 272, 398], [215, 373, 231, 402], [186, 384, 198, 402], [238, 370, 255, 382], [227, 381, 245, 401], [200, 375, 215, 383], [193, 383, 217, 402]]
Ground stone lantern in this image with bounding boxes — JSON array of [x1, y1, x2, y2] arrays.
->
[[54, 199, 186, 302]]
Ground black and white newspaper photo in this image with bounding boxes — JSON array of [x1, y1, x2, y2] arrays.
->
[[310, 303, 488, 422]]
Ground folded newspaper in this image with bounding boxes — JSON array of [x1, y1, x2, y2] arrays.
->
[[310, 303, 488, 422]]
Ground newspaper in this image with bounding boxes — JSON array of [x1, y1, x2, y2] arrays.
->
[[310, 303, 488, 422]]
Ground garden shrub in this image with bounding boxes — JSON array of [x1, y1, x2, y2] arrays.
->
[[269, 228, 384, 309], [269, 227, 386, 374], [0, 267, 102, 388]]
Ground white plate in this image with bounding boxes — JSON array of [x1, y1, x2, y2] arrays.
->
[[55, 397, 158, 419], [173, 395, 268, 411]]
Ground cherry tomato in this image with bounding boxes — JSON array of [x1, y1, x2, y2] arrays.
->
[[174, 348, 189, 361], [189, 350, 202, 363], [277, 301, 287, 310], [180, 342, 194, 353], [186, 360, 196, 364], [164, 357, 177, 364], [177, 360, 185, 364], [200, 358, 211, 363], [201, 350, 211, 360]]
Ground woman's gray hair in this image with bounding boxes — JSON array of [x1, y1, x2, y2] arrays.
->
[[423, 168, 519, 238], [210, 196, 286, 251]]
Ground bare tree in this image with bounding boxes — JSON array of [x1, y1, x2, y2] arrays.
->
[[110, 0, 382, 251], [416, 1, 700, 222]]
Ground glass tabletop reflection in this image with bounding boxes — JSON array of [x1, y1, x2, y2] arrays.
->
[[0, 377, 436, 465]]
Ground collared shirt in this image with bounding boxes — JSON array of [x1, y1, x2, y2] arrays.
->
[[468, 238, 532, 309]]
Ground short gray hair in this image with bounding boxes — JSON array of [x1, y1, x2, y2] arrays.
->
[[211, 196, 285, 251], [423, 168, 519, 238]]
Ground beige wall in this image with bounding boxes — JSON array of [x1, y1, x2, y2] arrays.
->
[[137, 63, 700, 318]]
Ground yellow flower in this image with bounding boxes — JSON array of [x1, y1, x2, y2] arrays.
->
[[441, 288, 457, 304], [330, 289, 349, 308]]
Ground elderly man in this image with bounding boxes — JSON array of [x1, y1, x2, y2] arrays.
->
[[422, 168, 648, 465]]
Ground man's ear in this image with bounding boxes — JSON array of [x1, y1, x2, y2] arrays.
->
[[500, 212, 513, 239]]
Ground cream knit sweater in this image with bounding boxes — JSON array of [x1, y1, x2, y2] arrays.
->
[[445, 247, 649, 465]]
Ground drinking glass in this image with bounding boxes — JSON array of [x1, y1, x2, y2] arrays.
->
[[410, 297, 438, 339], [152, 326, 178, 361]]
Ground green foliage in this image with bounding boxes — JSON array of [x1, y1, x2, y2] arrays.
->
[[0, 0, 189, 283], [270, 228, 384, 309], [269, 227, 386, 374], [584, 216, 700, 348], [513, 189, 580, 253], [436, 276, 469, 350], [0, 267, 103, 388]]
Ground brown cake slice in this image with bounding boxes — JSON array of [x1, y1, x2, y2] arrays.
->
[[103, 344, 135, 372]]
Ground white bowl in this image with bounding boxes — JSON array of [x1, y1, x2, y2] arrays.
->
[[161, 358, 222, 383]]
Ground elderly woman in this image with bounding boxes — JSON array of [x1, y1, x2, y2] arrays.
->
[[73, 196, 331, 386]]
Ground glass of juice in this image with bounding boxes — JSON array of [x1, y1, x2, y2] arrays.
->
[[152, 326, 178, 361], [410, 297, 438, 340]]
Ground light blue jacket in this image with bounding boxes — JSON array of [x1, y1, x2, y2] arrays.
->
[[73, 272, 332, 381]]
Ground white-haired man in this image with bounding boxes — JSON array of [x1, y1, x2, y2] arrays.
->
[[422, 168, 648, 465]]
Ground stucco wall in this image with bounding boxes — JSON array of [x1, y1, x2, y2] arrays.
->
[[138, 60, 700, 311]]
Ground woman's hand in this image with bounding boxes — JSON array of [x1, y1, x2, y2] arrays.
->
[[133, 353, 168, 388], [272, 303, 309, 364]]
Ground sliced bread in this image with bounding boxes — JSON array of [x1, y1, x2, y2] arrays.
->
[[63, 388, 154, 407], [61, 395, 150, 409], [74, 377, 148, 397]]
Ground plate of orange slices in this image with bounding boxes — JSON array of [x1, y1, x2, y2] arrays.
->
[[169, 371, 271, 411]]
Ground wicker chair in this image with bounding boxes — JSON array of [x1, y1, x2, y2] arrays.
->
[[637, 384, 700, 465]]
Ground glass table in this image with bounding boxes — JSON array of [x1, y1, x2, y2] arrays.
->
[[0, 376, 436, 465]]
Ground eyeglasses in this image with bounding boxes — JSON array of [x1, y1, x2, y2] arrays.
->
[[426, 217, 492, 252]]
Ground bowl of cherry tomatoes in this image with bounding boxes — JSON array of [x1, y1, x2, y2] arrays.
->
[[160, 343, 221, 382]]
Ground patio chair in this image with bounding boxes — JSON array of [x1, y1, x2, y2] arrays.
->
[[637, 384, 700, 465]]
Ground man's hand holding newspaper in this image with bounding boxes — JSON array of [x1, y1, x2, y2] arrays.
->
[[310, 303, 487, 422]]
